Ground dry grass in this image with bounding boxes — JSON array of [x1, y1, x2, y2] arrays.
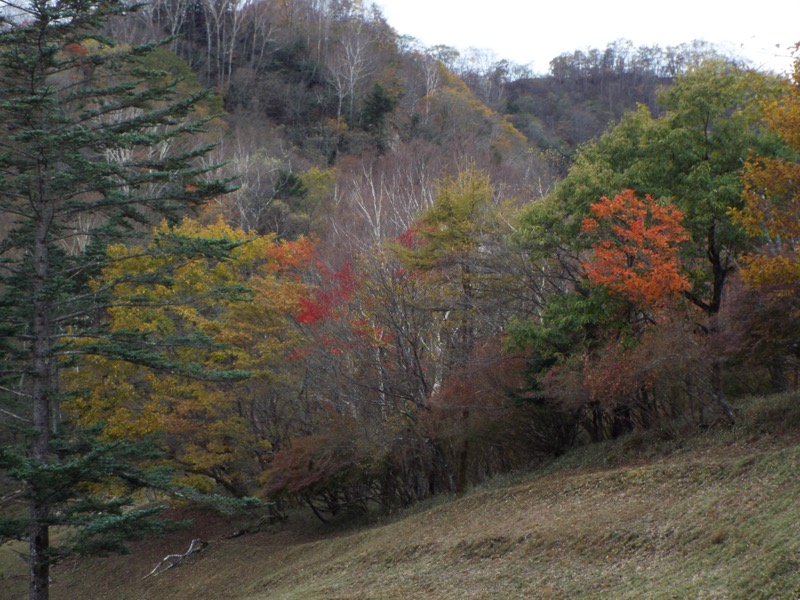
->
[[4, 392, 800, 599]]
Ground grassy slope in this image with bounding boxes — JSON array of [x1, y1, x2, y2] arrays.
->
[[4, 393, 800, 599]]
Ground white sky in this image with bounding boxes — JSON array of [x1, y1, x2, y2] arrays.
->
[[375, 0, 799, 75]]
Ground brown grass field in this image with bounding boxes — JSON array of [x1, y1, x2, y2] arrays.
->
[[3, 392, 800, 599]]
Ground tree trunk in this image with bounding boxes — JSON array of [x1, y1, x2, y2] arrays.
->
[[455, 410, 470, 494], [711, 360, 735, 424], [769, 356, 788, 393], [704, 224, 735, 424], [30, 199, 54, 600], [29, 497, 50, 600]]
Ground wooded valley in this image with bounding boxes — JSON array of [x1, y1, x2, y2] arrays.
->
[[1, 1, 798, 598]]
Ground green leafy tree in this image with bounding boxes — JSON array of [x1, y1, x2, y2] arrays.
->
[[0, 3, 235, 598], [520, 61, 782, 312], [514, 61, 783, 423]]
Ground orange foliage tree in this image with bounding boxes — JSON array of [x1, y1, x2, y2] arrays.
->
[[581, 189, 690, 311], [575, 190, 699, 435]]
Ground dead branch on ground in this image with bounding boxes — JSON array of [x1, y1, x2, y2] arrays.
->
[[143, 538, 208, 579]]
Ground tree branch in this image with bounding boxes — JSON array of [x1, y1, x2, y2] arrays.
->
[[143, 538, 208, 579]]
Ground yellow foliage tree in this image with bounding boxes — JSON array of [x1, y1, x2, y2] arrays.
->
[[734, 50, 800, 293], [66, 218, 315, 496]]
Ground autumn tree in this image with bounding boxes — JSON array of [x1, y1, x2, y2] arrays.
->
[[66, 219, 314, 498], [390, 169, 525, 489], [264, 169, 528, 509], [510, 186, 692, 440], [0, 3, 233, 598], [263, 252, 417, 517], [514, 60, 784, 425], [518, 61, 783, 300], [726, 48, 800, 390], [581, 189, 690, 312], [399, 169, 505, 368], [573, 190, 701, 433], [734, 50, 800, 293]]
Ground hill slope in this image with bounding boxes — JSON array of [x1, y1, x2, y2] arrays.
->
[[5, 394, 800, 599]]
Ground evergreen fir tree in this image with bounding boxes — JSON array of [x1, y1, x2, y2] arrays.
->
[[0, 2, 242, 598]]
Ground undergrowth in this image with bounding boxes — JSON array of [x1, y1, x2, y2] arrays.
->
[[3, 392, 799, 599]]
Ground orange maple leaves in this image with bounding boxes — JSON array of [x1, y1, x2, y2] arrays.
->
[[581, 189, 690, 309]]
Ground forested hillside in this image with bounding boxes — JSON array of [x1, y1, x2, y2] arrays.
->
[[1, 1, 798, 599]]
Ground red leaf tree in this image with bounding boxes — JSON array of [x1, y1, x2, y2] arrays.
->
[[581, 189, 690, 310]]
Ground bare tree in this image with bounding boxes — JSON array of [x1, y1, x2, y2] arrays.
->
[[328, 141, 442, 253], [326, 13, 377, 123]]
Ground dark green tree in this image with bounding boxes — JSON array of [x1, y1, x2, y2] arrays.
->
[[359, 81, 397, 151], [0, 2, 239, 598]]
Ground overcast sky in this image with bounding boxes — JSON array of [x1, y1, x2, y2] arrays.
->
[[375, 0, 799, 75]]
